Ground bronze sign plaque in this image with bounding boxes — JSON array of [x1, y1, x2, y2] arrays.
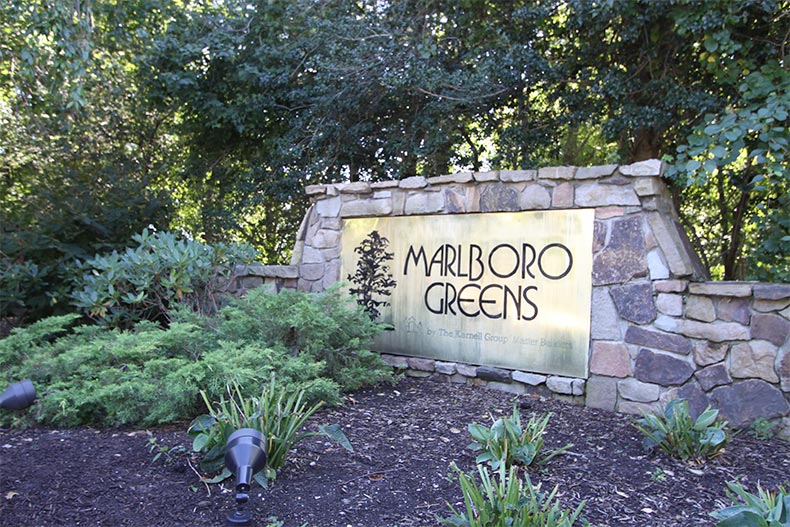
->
[[340, 210, 594, 378]]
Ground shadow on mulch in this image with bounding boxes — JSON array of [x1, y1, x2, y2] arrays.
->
[[1, 377, 787, 527]]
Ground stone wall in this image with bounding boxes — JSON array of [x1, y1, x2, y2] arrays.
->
[[237, 160, 790, 437]]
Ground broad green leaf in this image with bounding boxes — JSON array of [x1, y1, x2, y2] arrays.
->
[[318, 423, 354, 452]]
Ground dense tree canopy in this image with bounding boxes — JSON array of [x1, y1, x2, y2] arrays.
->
[[2, 0, 788, 321]]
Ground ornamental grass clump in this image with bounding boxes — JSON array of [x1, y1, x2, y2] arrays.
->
[[188, 377, 352, 487], [468, 401, 572, 470], [634, 398, 730, 462], [441, 463, 587, 527], [711, 481, 790, 527]]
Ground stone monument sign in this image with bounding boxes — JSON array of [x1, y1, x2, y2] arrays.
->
[[340, 210, 594, 378]]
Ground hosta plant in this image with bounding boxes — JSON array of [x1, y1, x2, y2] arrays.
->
[[188, 377, 352, 487], [468, 401, 571, 470], [711, 481, 790, 527], [441, 463, 587, 527], [634, 398, 729, 462]]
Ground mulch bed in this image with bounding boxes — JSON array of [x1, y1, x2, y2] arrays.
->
[[1, 377, 787, 527]]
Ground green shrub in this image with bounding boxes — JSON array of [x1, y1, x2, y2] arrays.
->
[[188, 377, 353, 486], [71, 229, 257, 327], [467, 402, 571, 470], [1, 287, 389, 428], [441, 463, 587, 527], [711, 481, 790, 527], [217, 285, 394, 391], [634, 398, 730, 462]]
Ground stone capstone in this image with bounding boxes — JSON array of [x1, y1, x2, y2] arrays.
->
[[610, 282, 657, 324], [634, 349, 694, 386], [688, 282, 752, 297], [709, 379, 790, 428], [538, 166, 576, 180], [576, 164, 618, 179], [499, 170, 536, 182], [619, 159, 663, 176], [477, 366, 511, 383], [399, 176, 428, 189], [624, 326, 691, 355], [753, 283, 790, 300], [473, 171, 499, 182], [575, 183, 640, 207], [592, 216, 648, 285]]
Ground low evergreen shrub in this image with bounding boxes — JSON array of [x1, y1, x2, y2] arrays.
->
[[0, 287, 392, 427]]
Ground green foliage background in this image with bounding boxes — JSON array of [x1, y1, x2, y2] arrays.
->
[[1, 0, 788, 326]]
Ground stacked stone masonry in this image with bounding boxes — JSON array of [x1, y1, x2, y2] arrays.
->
[[235, 160, 790, 439]]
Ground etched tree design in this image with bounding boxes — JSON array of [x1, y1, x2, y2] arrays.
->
[[347, 230, 397, 320]]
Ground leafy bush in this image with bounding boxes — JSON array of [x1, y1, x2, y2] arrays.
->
[[711, 481, 790, 527], [188, 378, 352, 486], [1, 287, 391, 427], [468, 402, 571, 470], [441, 464, 587, 527], [71, 229, 257, 327], [634, 398, 730, 462], [216, 285, 394, 391]]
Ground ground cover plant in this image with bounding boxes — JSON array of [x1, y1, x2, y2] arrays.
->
[[1, 378, 787, 527], [0, 286, 392, 428]]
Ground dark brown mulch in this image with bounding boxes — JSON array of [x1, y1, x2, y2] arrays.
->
[[1, 377, 787, 527]]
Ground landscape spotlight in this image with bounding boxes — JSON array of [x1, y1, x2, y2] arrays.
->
[[0, 379, 36, 410], [224, 428, 268, 526]]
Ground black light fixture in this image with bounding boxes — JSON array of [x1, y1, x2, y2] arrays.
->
[[224, 428, 268, 526], [0, 379, 36, 410]]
